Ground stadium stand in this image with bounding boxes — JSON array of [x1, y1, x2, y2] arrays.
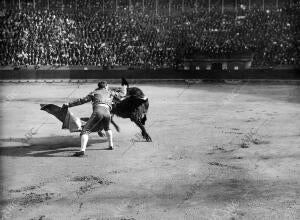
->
[[0, 0, 299, 69]]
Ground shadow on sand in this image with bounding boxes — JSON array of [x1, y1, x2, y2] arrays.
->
[[0, 135, 109, 157]]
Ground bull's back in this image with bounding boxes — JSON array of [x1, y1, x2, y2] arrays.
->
[[127, 87, 145, 99], [112, 87, 149, 119]]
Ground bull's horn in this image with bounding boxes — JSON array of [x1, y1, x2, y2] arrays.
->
[[40, 104, 50, 110]]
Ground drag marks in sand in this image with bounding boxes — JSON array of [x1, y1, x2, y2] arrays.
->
[[238, 119, 271, 149], [70, 175, 114, 215], [28, 215, 49, 220], [210, 117, 272, 153], [18, 192, 55, 206], [72, 175, 113, 185], [2, 186, 56, 219], [9, 185, 41, 193], [3, 175, 115, 219], [5, 177, 63, 210], [72, 175, 114, 197], [208, 162, 242, 170]]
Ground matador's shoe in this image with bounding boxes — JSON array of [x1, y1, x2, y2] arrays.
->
[[72, 151, 85, 157]]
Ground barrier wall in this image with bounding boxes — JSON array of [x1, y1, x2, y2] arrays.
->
[[0, 68, 299, 80]]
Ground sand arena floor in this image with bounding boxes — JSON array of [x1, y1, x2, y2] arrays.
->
[[0, 82, 299, 220]]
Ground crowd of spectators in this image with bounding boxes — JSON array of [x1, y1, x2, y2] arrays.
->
[[0, 3, 299, 68]]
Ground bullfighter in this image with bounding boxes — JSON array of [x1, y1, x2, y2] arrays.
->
[[63, 80, 128, 157]]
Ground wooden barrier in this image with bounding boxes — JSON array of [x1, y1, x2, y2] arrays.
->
[[0, 68, 299, 80]]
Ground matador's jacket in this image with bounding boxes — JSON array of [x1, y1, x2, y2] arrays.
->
[[68, 86, 126, 110], [40, 86, 126, 132]]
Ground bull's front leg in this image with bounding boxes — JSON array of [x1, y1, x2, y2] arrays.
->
[[131, 117, 152, 142]]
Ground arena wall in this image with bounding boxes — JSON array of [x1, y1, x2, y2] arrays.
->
[[0, 69, 299, 81]]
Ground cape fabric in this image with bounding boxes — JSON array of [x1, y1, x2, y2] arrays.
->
[[63, 111, 82, 132], [40, 104, 102, 133]]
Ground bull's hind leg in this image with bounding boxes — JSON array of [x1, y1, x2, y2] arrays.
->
[[132, 118, 152, 142]]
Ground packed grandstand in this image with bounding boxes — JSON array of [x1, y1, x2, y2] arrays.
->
[[0, 0, 299, 69]]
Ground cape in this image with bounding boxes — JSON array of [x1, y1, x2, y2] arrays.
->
[[40, 104, 100, 133]]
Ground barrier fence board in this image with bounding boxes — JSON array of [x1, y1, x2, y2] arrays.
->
[[0, 69, 299, 80]]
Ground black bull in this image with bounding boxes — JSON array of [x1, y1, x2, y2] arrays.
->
[[40, 87, 152, 142]]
